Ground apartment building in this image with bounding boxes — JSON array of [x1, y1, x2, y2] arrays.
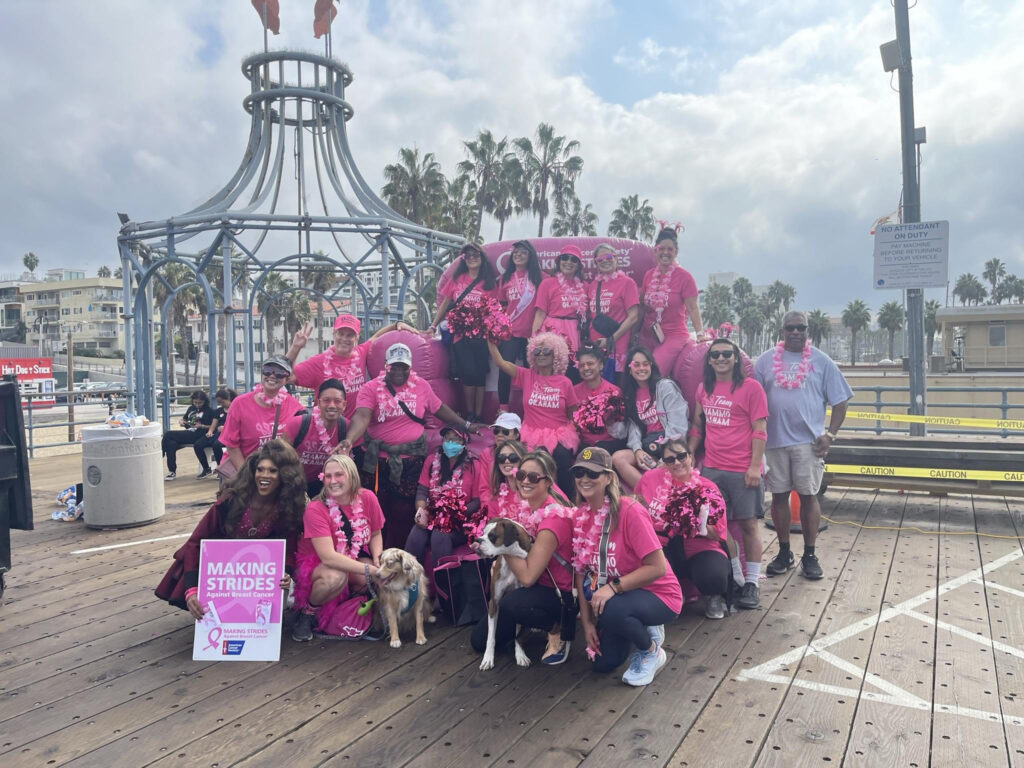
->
[[20, 277, 125, 354]]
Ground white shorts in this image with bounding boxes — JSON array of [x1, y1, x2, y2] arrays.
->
[[764, 443, 824, 496]]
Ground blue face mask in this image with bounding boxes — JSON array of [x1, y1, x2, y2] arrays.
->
[[442, 440, 465, 459]]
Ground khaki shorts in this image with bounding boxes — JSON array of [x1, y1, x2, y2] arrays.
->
[[764, 444, 824, 496]]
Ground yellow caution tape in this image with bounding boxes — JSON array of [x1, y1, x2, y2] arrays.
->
[[829, 409, 1024, 430], [825, 463, 1024, 483]]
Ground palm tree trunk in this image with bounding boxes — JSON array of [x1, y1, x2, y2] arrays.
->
[[498, 218, 505, 241], [180, 319, 190, 387], [850, 331, 857, 366], [888, 331, 895, 360], [193, 321, 203, 385]]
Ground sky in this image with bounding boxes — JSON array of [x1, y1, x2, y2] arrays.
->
[[1, 0, 1022, 317]]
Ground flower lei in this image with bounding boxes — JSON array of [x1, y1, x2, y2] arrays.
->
[[662, 475, 726, 539], [556, 273, 588, 319], [572, 391, 625, 435], [326, 493, 370, 558], [252, 383, 287, 407], [772, 341, 813, 390], [427, 453, 467, 533], [447, 297, 512, 344], [310, 406, 332, 447], [645, 265, 677, 323], [374, 368, 424, 422], [571, 499, 610, 573], [322, 346, 364, 388]]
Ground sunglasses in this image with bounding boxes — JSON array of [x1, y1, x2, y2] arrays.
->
[[709, 350, 734, 360], [558, 254, 581, 264], [594, 251, 615, 262], [496, 452, 521, 464], [662, 453, 690, 464], [784, 324, 808, 333], [462, 249, 483, 259], [515, 470, 548, 484], [571, 467, 603, 480], [493, 427, 516, 437], [261, 367, 288, 378], [533, 348, 553, 356]]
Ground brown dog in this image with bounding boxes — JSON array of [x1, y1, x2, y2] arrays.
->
[[372, 548, 433, 648]]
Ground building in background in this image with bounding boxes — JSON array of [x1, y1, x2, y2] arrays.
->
[[936, 304, 1024, 371], [20, 276, 124, 355]]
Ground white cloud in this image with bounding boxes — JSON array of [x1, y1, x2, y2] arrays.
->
[[614, 37, 692, 78]]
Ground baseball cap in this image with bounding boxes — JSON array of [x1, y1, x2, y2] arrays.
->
[[262, 355, 293, 375], [571, 446, 613, 473], [384, 343, 413, 366], [558, 245, 584, 261], [491, 412, 522, 431], [333, 314, 361, 333]]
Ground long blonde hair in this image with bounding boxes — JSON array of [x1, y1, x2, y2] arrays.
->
[[574, 466, 624, 531]]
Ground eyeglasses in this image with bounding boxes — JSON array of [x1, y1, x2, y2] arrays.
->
[[571, 467, 603, 480], [709, 350, 734, 360], [462, 249, 482, 259], [558, 254, 581, 264], [496, 452, 521, 464], [493, 427, 515, 437], [662, 453, 690, 464], [261, 367, 288, 378], [515, 470, 548, 484], [784, 324, 808, 333], [533, 348, 553, 356]]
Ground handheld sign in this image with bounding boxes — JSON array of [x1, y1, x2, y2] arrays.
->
[[193, 539, 286, 661]]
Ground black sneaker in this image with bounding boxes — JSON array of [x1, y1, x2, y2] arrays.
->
[[196, 468, 213, 479], [766, 549, 795, 576], [164, 471, 176, 481], [801, 553, 824, 580], [736, 581, 760, 609], [292, 611, 315, 642]]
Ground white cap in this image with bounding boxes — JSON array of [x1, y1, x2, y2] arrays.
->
[[491, 412, 522, 430], [385, 343, 413, 366]]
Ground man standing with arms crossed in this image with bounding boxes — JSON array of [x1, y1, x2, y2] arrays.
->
[[753, 311, 853, 580]]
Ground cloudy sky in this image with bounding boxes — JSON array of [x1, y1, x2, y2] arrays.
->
[[2, 0, 1022, 316]]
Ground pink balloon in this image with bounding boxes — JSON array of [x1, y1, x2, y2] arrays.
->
[[672, 339, 756, 417], [367, 330, 449, 381]]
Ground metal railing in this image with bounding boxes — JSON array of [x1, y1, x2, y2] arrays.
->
[[845, 385, 1024, 438]]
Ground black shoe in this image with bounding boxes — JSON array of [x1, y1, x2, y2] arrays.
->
[[292, 611, 315, 642], [766, 549, 795, 576], [801, 553, 824, 580], [736, 581, 760, 609], [196, 468, 213, 479]]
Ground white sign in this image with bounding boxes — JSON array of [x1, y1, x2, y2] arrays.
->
[[873, 220, 949, 289]]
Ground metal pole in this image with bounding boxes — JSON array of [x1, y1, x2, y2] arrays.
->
[[894, 0, 926, 436], [66, 330, 75, 442]]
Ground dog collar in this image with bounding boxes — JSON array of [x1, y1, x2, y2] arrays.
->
[[401, 581, 419, 615]]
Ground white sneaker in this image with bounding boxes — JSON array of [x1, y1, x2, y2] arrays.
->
[[622, 644, 667, 686], [164, 472, 176, 481]]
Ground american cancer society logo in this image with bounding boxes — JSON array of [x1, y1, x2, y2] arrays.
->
[[222, 640, 246, 656]]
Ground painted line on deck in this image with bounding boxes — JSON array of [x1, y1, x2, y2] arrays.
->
[[71, 533, 189, 554]]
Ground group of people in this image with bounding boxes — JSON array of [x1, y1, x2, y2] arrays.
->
[[156, 233, 853, 688]]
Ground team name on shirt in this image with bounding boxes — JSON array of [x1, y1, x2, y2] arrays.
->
[[606, 540, 619, 577], [378, 392, 420, 422], [704, 394, 735, 427], [590, 294, 613, 314], [528, 383, 563, 410], [638, 397, 657, 425], [777, 361, 816, 385]]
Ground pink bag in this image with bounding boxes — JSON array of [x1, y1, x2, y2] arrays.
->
[[318, 594, 375, 638]]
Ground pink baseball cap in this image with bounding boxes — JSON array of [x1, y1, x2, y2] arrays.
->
[[333, 314, 361, 333], [558, 245, 584, 261]]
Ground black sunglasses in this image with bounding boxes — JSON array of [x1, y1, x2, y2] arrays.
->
[[709, 350, 734, 360], [784, 324, 808, 333], [533, 348, 553, 356], [496, 452, 521, 464], [558, 254, 581, 264], [493, 427, 516, 436], [261, 367, 288, 378], [571, 467, 603, 480], [515, 470, 548, 484], [662, 453, 689, 464]]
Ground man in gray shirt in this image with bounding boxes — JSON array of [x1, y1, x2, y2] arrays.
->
[[753, 311, 852, 580]]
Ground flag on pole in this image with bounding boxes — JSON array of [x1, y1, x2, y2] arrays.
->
[[251, 0, 281, 35], [869, 211, 898, 235], [314, 0, 339, 39]]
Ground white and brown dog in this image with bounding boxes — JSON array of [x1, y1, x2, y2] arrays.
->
[[372, 548, 434, 649], [475, 518, 562, 670]]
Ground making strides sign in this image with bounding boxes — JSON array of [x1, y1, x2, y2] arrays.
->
[[193, 539, 286, 662]]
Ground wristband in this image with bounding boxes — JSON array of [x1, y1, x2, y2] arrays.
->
[[825, 430, 837, 440], [687, 427, 702, 438], [184, 587, 198, 600], [752, 430, 767, 441]]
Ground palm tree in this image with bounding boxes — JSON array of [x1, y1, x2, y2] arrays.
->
[[258, 271, 292, 356], [767, 280, 796, 313], [807, 309, 830, 348], [152, 262, 200, 389], [877, 300, 904, 360], [924, 299, 941, 356], [490, 155, 529, 241], [302, 258, 336, 353], [1002, 275, 1024, 304], [841, 300, 871, 365], [982, 258, 1006, 298], [551, 195, 599, 237], [203, 247, 249, 382], [731, 277, 753, 306], [114, 266, 123, 280], [513, 123, 584, 237], [700, 283, 734, 329], [607, 194, 656, 241], [738, 304, 765, 354], [457, 130, 510, 239], [439, 174, 478, 241], [381, 148, 447, 226], [97, 265, 112, 278], [953, 273, 988, 306], [23, 252, 39, 276]]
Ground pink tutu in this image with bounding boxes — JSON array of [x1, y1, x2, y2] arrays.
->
[[292, 548, 351, 632], [521, 422, 580, 455]]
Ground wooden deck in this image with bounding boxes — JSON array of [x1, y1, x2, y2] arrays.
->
[[2, 449, 1024, 767]]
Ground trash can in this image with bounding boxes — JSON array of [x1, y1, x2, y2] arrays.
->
[[81, 423, 165, 529]]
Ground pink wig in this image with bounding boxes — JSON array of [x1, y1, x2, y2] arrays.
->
[[527, 332, 570, 376]]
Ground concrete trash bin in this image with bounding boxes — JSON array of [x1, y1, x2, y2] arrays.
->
[[81, 423, 165, 529]]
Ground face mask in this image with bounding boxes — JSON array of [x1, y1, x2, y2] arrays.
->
[[442, 440, 465, 459]]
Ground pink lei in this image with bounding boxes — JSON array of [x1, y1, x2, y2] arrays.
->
[[645, 265, 677, 324], [772, 341, 813, 389], [556, 273, 588, 319], [323, 346, 364, 387], [326, 493, 371, 559], [374, 368, 424, 422], [505, 489, 573, 538], [252, 383, 287, 407], [571, 500, 610, 573], [310, 406, 332, 446]]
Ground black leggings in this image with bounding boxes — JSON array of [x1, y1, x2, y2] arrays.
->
[[192, 433, 223, 471], [404, 526, 466, 566], [162, 430, 202, 472], [498, 336, 529, 404], [470, 583, 575, 653], [663, 538, 730, 597], [551, 443, 575, 499], [593, 589, 677, 673]]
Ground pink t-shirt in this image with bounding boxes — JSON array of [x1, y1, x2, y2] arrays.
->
[[280, 412, 345, 483], [218, 389, 303, 459], [441, 273, 498, 342], [605, 497, 682, 614], [537, 514, 575, 591], [535, 275, 587, 319], [635, 387, 660, 430], [499, 272, 541, 339], [513, 367, 577, 430], [292, 341, 373, 420], [297, 489, 385, 561], [642, 266, 698, 338], [587, 273, 639, 351], [697, 378, 769, 472], [635, 468, 728, 558], [355, 375, 441, 449], [574, 378, 621, 446]]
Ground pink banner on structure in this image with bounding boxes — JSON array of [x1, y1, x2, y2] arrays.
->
[[192, 538, 285, 662]]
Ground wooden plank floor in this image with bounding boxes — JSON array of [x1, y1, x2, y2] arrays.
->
[[2, 450, 1023, 768]]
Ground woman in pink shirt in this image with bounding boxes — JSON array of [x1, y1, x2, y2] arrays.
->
[[430, 243, 499, 422], [586, 244, 640, 377], [571, 447, 680, 686], [640, 227, 709, 375], [291, 453, 385, 642], [532, 245, 589, 380], [573, 345, 627, 453], [488, 332, 578, 494], [496, 240, 544, 409], [634, 438, 731, 620]]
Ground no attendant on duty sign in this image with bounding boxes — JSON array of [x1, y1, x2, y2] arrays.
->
[[873, 220, 949, 289]]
